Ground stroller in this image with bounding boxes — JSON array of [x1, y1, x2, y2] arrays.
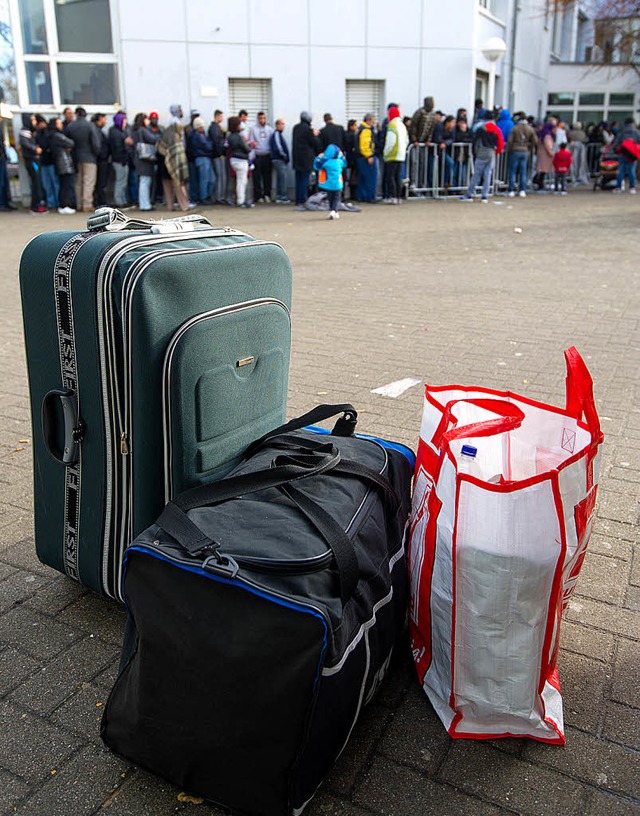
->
[[593, 143, 619, 190]]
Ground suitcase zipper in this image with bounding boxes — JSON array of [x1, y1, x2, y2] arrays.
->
[[94, 229, 250, 598], [162, 298, 291, 501]]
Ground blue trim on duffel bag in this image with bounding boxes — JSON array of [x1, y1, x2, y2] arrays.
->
[[305, 425, 416, 468], [122, 545, 329, 690]]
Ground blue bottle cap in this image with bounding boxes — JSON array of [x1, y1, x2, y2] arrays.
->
[[461, 444, 477, 457]]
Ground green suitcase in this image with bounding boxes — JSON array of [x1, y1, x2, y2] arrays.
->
[[20, 208, 292, 601]]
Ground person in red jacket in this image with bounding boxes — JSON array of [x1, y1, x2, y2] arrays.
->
[[552, 142, 572, 194], [460, 112, 504, 202]]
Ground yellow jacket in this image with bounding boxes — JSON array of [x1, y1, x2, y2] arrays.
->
[[358, 123, 375, 159]]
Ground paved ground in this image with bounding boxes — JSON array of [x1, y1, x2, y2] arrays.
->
[[0, 191, 638, 816]]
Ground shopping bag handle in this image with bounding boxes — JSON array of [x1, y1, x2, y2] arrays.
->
[[433, 398, 525, 449], [564, 347, 601, 439]]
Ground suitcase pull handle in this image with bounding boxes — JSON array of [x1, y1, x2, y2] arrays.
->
[[86, 207, 212, 233], [41, 389, 84, 465]]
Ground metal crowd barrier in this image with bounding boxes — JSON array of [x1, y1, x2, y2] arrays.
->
[[406, 139, 606, 200]]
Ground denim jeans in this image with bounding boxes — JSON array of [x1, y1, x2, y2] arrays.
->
[[295, 170, 309, 204], [508, 152, 528, 193], [195, 156, 215, 201], [273, 159, 288, 200], [464, 158, 494, 199], [442, 153, 455, 185], [138, 175, 153, 210], [617, 157, 637, 190], [113, 163, 129, 207], [326, 189, 341, 210], [453, 161, 467, 189], [40, 164, 59, 207], [188, 161, 198, 202]]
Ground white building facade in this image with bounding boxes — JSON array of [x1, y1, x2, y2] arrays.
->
[[8, 0, 556, 128]]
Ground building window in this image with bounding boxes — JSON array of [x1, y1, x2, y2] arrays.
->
[[548, 92, 575, 106], [13, 0, 118, 109], [345, 79, 385, 125], [18, 0, 48, 54], [609, 93, 634, 106], [55, 0, 113, 53], [228, 78, 272, 124], [475, 71, 489, 107], [579, 92, 605, 105], [58, 62, 117, 105]]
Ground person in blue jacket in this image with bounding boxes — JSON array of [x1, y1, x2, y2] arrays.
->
[[188, 117, 216, 204], [313, 143, 347, 219], [496, 108, 514, 141]]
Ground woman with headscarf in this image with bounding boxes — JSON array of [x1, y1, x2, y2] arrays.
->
[[131, 112, 159, 211], [534, 121, 556, 191], [157, 109, 190, 212], [108, 112, 133, 207], [227, 115, 253, 207]]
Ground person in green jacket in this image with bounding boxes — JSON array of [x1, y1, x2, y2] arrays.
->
[[383, 106, 409, 204]]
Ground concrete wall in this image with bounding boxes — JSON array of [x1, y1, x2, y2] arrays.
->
[[114, 0, 554, 127]]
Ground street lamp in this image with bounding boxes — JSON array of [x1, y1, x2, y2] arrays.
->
[[482, 36, 507, 111]]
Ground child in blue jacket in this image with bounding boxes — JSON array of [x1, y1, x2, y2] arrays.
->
[[313, 144, 346, 219]]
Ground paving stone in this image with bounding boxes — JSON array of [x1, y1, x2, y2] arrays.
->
[[304, 791, 372, 816], [587, 534, 633, 562], [631, 546, 640, 587], [559, 620, 615, 662], [610, 639, 640, 709], [377, 683, 451, 774], [24, 574, 89, 616], [602, 702, 640, 750], [354, 754, 505, 815], [0, 646, 41, 697], [0, 604, 81, 661], [324, 704, 390, 796], [374, 637, 414, 709], [524, 727, 640, 799], [574, 552, 629, 605], [591, 518, 636, 544], [10, 636, 116, 714], [97, 768, 225, 815], [439, 741, 589, 816], [565, 597, 640, 640], [623, 584, 640, 612], [50, 683, 107, 743], [93, 660, 120, 693], [57, 593, 128, 647], [582, 789, 640, 816], [0, 538, 52, 578], [0, 569, 50, 613], [0, 562, 17, 582], [557, 651, 608, 733], [0, 767, 31, 813], [12, 744, 128, 816], [595, 490, 638, 526], [0, 700, 82, 783]]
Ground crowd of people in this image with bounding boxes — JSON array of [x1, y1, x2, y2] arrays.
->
[[0, 96, 638, 216]]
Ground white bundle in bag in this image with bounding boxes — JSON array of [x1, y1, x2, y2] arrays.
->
[[408, 347, 603, 743]]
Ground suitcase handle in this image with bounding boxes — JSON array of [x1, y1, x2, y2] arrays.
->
[[41, 389, 84, 465], [86, 207, 212, 233]]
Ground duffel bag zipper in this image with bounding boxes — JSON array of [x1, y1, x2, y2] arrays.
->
[[130, 543, 331, 630]]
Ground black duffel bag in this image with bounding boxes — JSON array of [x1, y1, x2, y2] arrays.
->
[[101, 404, 413, 816]]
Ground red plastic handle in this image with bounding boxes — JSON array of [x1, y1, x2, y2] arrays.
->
[[564, 347, 601, 439], [432, 398, 525, 449]]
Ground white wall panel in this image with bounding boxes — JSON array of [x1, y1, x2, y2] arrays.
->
[[120, 40, 188, 117], [117, 0, 186, 42], [248, 0, 308, 44], [367, 0, 423, 48], [309, 0, 366, 46], [185, 0, 249, 43], [308, 46, 366, 124]]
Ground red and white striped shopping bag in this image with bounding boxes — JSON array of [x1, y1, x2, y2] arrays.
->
[[408, 347, 603, 743]]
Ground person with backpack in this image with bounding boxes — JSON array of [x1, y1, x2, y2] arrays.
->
[[460, 112, 504, 202], [313, 143, 346, 219]]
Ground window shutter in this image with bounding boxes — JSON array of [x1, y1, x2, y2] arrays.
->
[[228, 78, 272, 122], [345, 80, 384, 124]]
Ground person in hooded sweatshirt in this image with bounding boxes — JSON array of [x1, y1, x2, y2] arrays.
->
[[460, 111, 504, 202], [496, 108, 514, 142], [313, 144, 346, 219], [612, 117, 640, 194], [292, 111, 320, 206], [382, 106, 409, 204], [19, 113, 47, 214]]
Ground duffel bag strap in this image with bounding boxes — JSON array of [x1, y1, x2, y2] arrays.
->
[[243, 404, 358, 459], [282, 484, 359, 603], [157, 447, 342, 556]]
